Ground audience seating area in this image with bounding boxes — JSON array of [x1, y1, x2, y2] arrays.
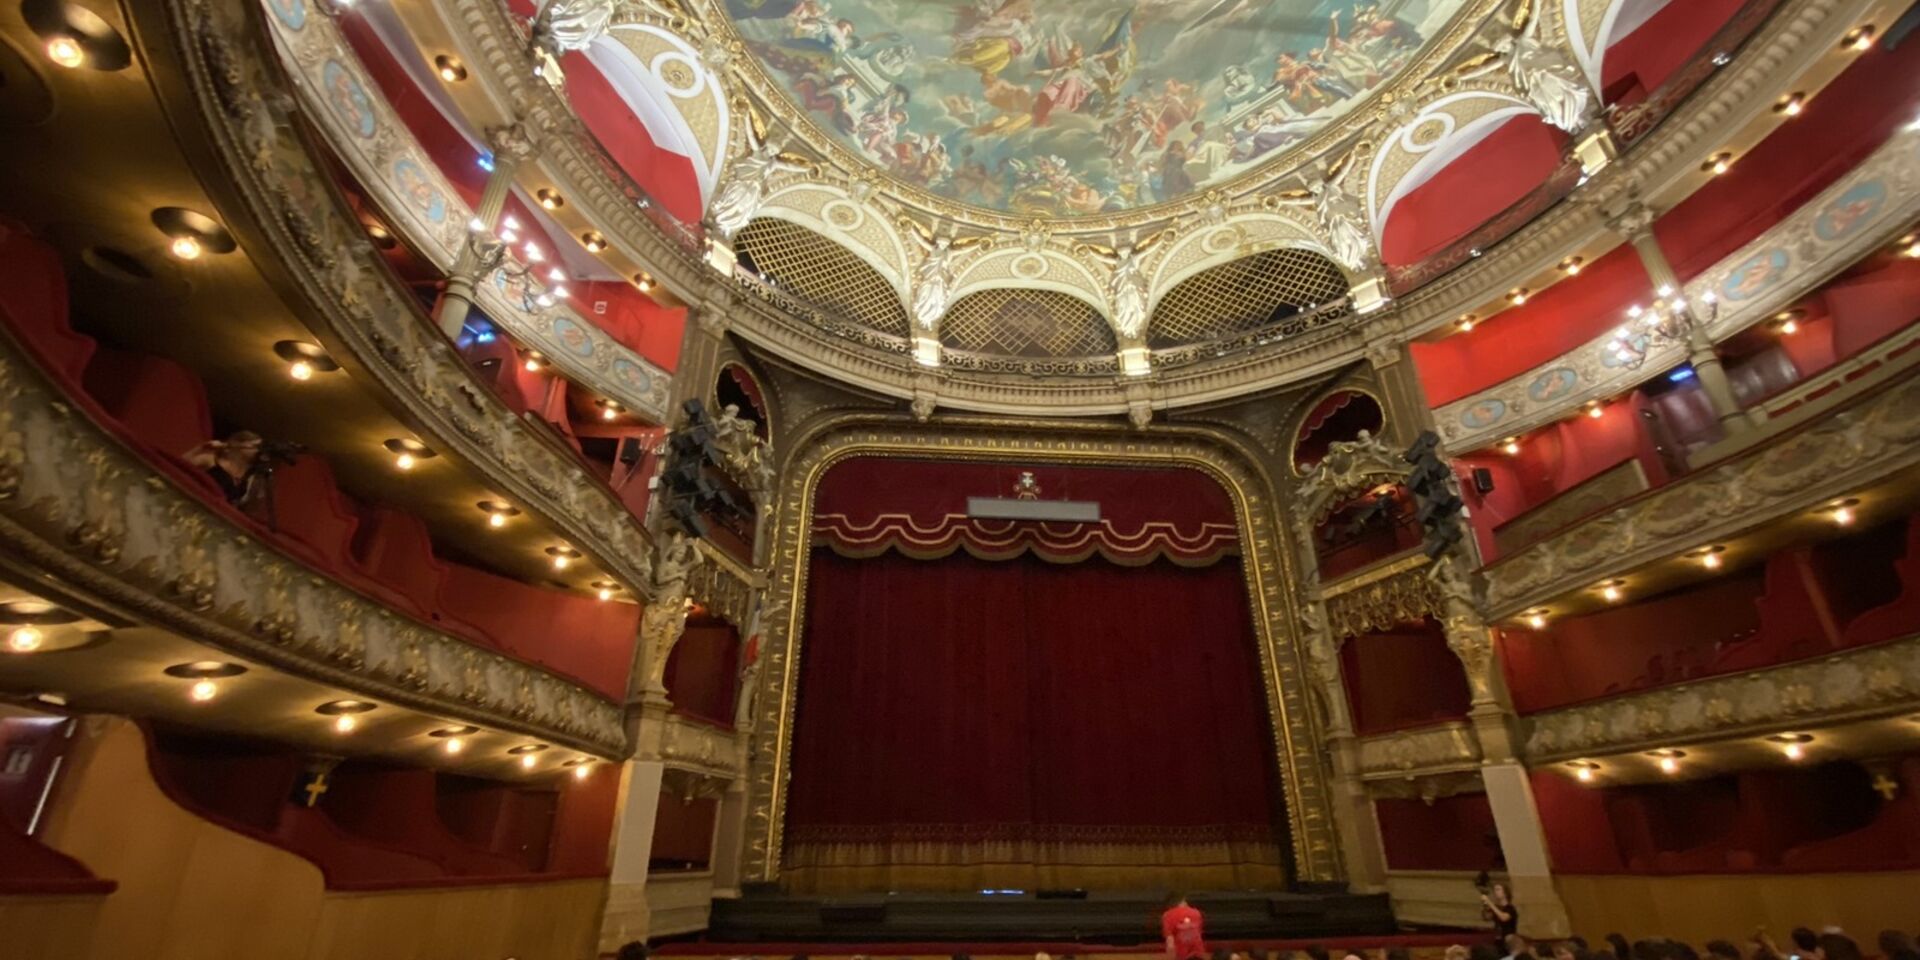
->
[[1498, 511, 1920, 714], [0, 217, 639, 700], [145, 725, 614, 889]]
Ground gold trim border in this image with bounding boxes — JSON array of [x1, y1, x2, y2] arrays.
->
[[741, 415, 1343, 885]]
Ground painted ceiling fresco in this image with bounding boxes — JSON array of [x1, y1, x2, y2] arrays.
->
[[724, 0, 1471, 216]]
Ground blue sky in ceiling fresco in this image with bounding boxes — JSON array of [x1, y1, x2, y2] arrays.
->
[[725, 0, 1469, 215]]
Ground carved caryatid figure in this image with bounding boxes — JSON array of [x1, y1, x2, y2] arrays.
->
[[1076, 231, 1167, 340], [1272, 160, 1373, 275], [532, 0, 620, 55], [710, 129, 811, 240], [900, 218, 989, 332], [1496, 7, 1594, 134]]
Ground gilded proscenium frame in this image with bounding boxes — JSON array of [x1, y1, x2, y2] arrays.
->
[[740, 415, 1343, 884]]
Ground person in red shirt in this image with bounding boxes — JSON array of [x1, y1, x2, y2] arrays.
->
[[1162, 893, 1207, 960]]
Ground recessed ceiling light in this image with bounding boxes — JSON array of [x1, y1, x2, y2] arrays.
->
[[478, 501, 521, 529], [1842, 25, 1875, 51], [1702, 153, 1734, 176], [1558, 256, 1584, 276], [1773, 92, 1807, 116], [537, 189, 564, 210], [150, 207, 236, 260], [581, 231, 608, 253], [382, 438, 435, 471], [434, 54, 467, 83], [23, 0, 132, 71], [546, 546, 581, 570]]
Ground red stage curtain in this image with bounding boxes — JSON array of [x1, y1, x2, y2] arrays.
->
[[784, 548, 1287, 892]]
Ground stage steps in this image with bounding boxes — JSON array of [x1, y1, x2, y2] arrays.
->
[[706, 889, 1397, 944]]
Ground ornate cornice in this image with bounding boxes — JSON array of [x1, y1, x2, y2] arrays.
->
[[146, 0, 662, 600], [1327, 564, 1444, 640], [1357, 722, 1484, 781], [739, 413, 1341, 885], [634, 710, 745, 780], [1524, 632, 1920, 761], [0, 334, 625, 755], [1434, 121, 1920, 449], [258, 0, 674, 422], [415, 0, 1868, 416], [1484, 362, 1920, 617]]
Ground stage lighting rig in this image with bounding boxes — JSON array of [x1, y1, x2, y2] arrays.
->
[[1403, 430, 1466, 560]]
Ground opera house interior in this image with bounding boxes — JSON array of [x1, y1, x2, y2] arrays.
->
[[5, 0, 1920, 956]]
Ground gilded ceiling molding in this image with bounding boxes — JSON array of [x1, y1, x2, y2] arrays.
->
[[949, 247, 1111, 318], [1364, 87, 1543, 238], [1388, 0, 1874, 339], [739, 414, 1344, 886], [0, 336, 626, 755], [589, 19, 733, 201], [1484, 366, 1920, 617], [259, 0, 674, 421], [1524, 631, 1920, 762], [1357, 721, 1484, 781], [1147, 213, 1333, 314], [695, 0, 1510, 234], [438, 0, 715, 301], [1434, 125, 1920, 450], [152, 0, 663, 602]]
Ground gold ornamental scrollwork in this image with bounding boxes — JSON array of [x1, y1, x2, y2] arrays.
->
[[1325, 563, 1442, 639], [739, 413, 1343, 886]]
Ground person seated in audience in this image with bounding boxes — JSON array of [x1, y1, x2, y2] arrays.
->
[[1879, 931, 1920, 960], [1705, 941, 1744, 960], [1469, 943, 1503, 960], [183, 430, 264, 506], [1554, 940, 1592, 960], [1606, 935, 1634, 960], [1445, 945, 1471, 960], [614, 944, 647, 960], [1507, 934, 1537, 960], [1814, 934, 1863, 960]]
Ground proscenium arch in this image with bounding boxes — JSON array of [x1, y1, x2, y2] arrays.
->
[[739, 417, 1345, 886], [1366, 90, 1543, 240]]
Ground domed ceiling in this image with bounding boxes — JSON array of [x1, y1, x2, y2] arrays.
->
[[722, 0, 1474, 216]]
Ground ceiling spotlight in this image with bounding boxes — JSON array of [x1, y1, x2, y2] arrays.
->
[[383, 438, 435, 471], [546, 546, 581, 570], [635, 273, 654, 292], [1585, 402, 1605, 419], [1767, 733, 1813, 761], [591, 580, 619, 602], [1500, 437, 1521, 456], [431, 725, 477, 753], [1524, 609, 1549, 630], [537, 188, 565, 210], [581, 231, 608, 253], [1598, 579, 1625, 603], [1558, 256, 1584, 276], [273, 341, 338, 382], [45, 34, 84, 67], [1773, 92, 1807, 117], [572, 762, 592, 780], [151, 208, 235, 261], [598, 400, 621, 421], [1828, 498, 1860, 526], [1649, 749, 1685, 774], [165, 661, 246, 703], [1506, 288, 1529, 306], [7, 625, 44, 653], [445, 736, 465, 754], [522, 350, 547, 373], [479, 501, 520, 529], [1900, 235, 1920, 259], [1697, 546, 1725, 570], [1842, 25, 1875, 51], [1773, 309, 1805, 335], [434, 54, 467, 82], [1702, 153, 1734, 176], [1568, 761, 1600, 783], [316, 700, 376, 734]]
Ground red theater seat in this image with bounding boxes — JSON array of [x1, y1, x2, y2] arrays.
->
[[320, 766, 532, 876], [0, 218, 94, 388], [437, 562, 637, 698], [266, 455, 364, 573]]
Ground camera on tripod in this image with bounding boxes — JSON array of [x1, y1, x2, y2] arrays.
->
[[252, 438, 307, 468]]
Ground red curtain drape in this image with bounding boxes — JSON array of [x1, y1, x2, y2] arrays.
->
[[783, 548, 1287, 892]]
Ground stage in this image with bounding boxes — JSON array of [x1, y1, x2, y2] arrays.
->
[[700, 888, 1400, 944]]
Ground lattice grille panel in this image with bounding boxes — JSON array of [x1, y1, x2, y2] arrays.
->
[[1148, 248, 1348, 347], [939, 289, 1118, 358], [736, 218, 910, 336]]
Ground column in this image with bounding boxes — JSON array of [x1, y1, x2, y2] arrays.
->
[[1365, 338, 1434, 450], [707, 780, 751, 896], [1479, 760, 1572, 939], [1611, 205, 1755, 434], [1326, 731, 1390, 892], [435, 123, 542, 339], [599, 702, 671, 953]]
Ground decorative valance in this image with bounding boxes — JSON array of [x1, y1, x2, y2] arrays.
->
[[810, 459, 1240, 567]]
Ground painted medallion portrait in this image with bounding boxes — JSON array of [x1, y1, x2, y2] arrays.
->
[[725, 0, 1471, 215]]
